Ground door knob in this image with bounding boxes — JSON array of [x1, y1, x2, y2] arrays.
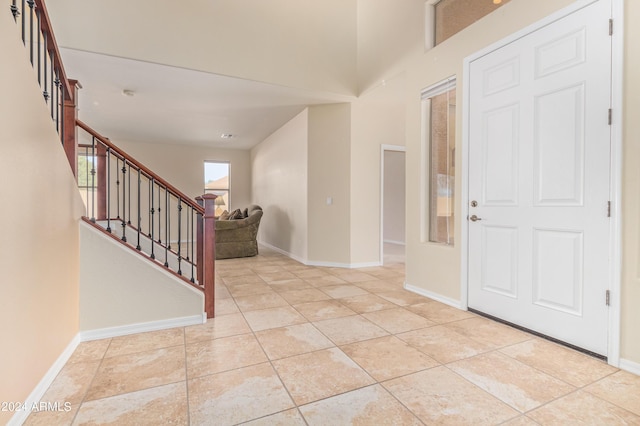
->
[[469, 215, 482, 222]]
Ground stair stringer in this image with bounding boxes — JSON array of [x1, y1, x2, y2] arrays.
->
[[79, 221, 205, 334]]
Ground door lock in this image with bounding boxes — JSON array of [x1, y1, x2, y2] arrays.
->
[[470, 200, 478, 207], [469, 215, 482, 222]]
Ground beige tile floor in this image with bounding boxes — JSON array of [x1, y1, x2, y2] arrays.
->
[[25, 246, 640, 425]]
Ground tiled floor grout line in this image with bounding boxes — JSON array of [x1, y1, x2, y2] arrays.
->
[[230, 270, 396, 425], [236, 304, 304, 423], [231, 267, 444, 425], [181, 327, 192, 426], [29, 250, 640, 425], [376, 380, 428, 425], [70, 337, 113, 423]]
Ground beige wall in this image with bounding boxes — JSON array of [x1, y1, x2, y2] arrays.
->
[[307, 104, 352, 264], [0, 10, 84, 424], [356, 0, 425, 94], [621, 0, 640, 366], [79, 223, 204, 331], [47, 0, 358, 96], [115, 140, 252, 211], [404, 0, 640, 366], [251, 110, 309, 260], [350, 75, 407, 264]]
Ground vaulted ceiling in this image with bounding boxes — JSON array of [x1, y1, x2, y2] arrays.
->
[[47, 0, 425, 149]]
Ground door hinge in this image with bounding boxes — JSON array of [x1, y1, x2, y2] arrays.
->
[[607, 201, 611, 217], [608, 109, 612, 125], [609, 19, 613, 35], [606, 290, 610, 306]]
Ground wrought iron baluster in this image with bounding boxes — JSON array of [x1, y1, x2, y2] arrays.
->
[[21, 0, 26, 44], [36, 5, 40, 86], [150, 178, 155, 260], [127, 162, 131, 225], [190, 206, 195, 283], [121, 159, 127, 242], [115, 157, 120, 220], [27, 0, 34, 64], [177, 198, 182, 275], [53, 72, 59, 130], [59, 80, 64, 144], [90, 137, 96, 222], [42, 32, 49, 101], [106, 147, 111, 233], [83, 146, 89, 218], [167, 192, 172, 251], [157, 184, 162, 243], [185, 208, 190, 262], [49, 57, 56, 116], [136, 168, 141, 251], [148, 177, 152, 237], [10, 0, 19, 21], [164, 188, 169, 267], [49, 56, 54, 117]]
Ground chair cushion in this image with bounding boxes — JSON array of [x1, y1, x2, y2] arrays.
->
[[228, 209, 243, 220]]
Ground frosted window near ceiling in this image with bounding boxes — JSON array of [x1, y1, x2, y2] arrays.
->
[[427, 0, 511, 48]]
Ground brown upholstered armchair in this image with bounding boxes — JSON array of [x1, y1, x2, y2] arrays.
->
[[215, 205, 263, 259]]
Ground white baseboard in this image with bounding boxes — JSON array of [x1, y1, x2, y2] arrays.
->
[[80, 314, 205, 341], [259, 241, 382, 269], [383, 239, 406, 246], [306, 260, 382, 269], [619, 358, 640, 376], [8, 334, 81, 426], [404, 282, 464, 309], [258, 241, 307, 265]]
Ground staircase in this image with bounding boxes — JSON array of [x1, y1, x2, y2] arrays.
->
[[9, 0, 216, 318]]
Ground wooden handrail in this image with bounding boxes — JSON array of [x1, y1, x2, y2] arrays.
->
[[76, 119, 205, 215], [34, 0, 73, 101], [10, 1, 216, 318]]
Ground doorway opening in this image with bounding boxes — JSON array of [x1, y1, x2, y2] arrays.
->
[[381, 145, 406, 267]]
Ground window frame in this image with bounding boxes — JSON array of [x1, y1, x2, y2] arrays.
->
[[203, 160, 231, 214], [425, 0, 510, 50], [421, 76, 457, 246]]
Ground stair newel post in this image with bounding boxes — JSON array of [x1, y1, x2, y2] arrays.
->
[[196, 196, 203, 286], [201, 194, 216, 319], [62, 79, 80, 177]]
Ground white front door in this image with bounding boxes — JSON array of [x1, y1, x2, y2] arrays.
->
[[467, 0, 612, 356]]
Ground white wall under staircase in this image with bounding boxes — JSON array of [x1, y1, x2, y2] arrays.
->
[[79, 221, 205, 334]]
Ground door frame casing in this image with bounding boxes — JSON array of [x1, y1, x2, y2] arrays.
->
[[460, 0, 624, 365]]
